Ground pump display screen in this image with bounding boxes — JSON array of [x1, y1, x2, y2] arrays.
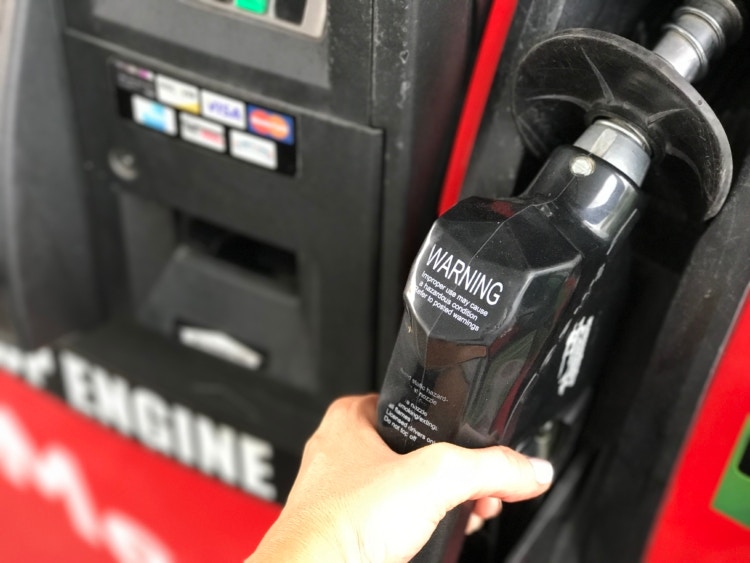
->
[[113, 60, 298, 175], [190, 0, 327, 37]]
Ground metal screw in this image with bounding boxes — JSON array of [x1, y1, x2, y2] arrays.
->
[[570, 155, 596, 177]]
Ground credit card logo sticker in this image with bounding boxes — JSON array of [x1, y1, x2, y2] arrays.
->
[[156, 75, 200, 114], [115, 61, 155, 82], [180, 113, 226, 153], [247, 105, 295, 145], [230, 130, 278, 170], [131, 95, 177, 136], [113, 61, 294, 174], [115, 61, 156, 98], [201, 90, 246, 129]]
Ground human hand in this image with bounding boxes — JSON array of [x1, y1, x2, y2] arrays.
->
[[247, 394, 553, 563]]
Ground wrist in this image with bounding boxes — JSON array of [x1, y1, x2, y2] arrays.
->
[[247, 511, 353, 563]]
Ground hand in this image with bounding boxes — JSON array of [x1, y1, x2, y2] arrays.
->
[[247, 394, 553, 563]]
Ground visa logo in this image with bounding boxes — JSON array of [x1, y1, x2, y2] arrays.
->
[[209, 101, 242, 120], [131, 95, 177, 136], [201, 90, 246, 129]]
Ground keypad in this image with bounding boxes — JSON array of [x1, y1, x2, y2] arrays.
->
[[196, 0, 324, 37]]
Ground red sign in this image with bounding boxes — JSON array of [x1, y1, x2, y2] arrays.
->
[[645, 296, 750, 561], [0, 371, 281, 562]]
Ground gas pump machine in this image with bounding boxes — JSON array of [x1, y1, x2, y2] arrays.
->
[[0, 0, 749, 562]]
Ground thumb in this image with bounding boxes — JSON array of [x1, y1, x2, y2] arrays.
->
[[406, 443, 554, 512]]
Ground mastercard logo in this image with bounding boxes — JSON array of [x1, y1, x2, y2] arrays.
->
[[248, 107, 294, 144]]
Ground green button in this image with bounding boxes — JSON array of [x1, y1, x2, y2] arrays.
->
[[235, 0, 268, 14]]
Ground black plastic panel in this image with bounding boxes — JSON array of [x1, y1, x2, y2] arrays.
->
[[0, 0, 101, 347], [372, 0, 475, 378], [3, 0, 481, 532], [65, 35, 384, 400], [55, 0, 479, 399]]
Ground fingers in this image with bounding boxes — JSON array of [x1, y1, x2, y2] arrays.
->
[[354, 393, 379, 427], [322, 394, 379, 425], [409, 442, 553, 513], [313, 394, 553, 516], [465, 513, 485, 535], [314, 394, 377, 435], [306, 394, 390, 457], [473, 497, 502, 520], [465, 496, 503, 534]]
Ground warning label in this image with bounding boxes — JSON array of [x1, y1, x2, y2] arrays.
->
[[416, 271, 491, 333], [414, 244, 504, 332], [381, 379, 450, 446]]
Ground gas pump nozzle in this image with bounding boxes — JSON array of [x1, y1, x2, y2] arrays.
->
[[379, 118, 649, 457], [378, 120, 650, 563], [376, 1, 744, 561]]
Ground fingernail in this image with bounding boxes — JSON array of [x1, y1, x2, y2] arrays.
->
[[529, 458, 554, 484], [465, 514, 484, 535]]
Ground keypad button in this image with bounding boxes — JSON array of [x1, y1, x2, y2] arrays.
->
[[275, 0, 307, 24], [235, 0, 269, 14]]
